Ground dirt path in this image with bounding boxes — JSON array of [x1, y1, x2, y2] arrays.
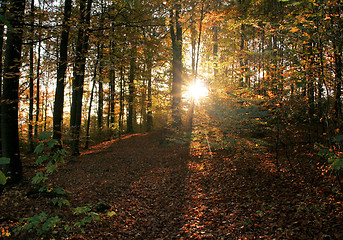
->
[[55, 132, 342, 239], [56, 132, 190, 239], [1, 132, 343, 239]]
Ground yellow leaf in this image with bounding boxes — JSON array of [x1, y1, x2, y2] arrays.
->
[[107, 211, 116, 217], [290, 27, 299, 33]]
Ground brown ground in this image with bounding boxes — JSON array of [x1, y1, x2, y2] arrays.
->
[[1, 131, 343, 239]]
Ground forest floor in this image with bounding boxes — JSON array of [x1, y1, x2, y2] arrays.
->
[[1, 129, 343, 239]]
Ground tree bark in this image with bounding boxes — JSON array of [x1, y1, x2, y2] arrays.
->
[[0, 1, 6, 157], [1, 0, 25, 183], [170, 3, 183, 129], [146, 55, 153, 132], [119, 67, 125, 138], [97, 50, 103, 131], [34, 40, 41, 137], [109, 64, 116, 128], [127, 46, 136, 134], [70, 0, 93, 155], [52, 0, 72, 144], [28, 0, 35, 152], [334, 43, 342, 120], [85, 46, 99, 149]]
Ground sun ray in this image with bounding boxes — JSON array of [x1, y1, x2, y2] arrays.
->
[[186, 79, 208, 101]]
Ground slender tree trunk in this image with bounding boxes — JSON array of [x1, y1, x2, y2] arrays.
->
[[44, 80, 48, 132], [213, 24, 218, 78], [109, 66, 115, 128], [119, 67, 124, 137], [188, 4, 204, 132], [0, 1, 6, 157], [127, 46, 136, 134], [307, 44, 315, 124], [317, 39, 325, 122], [52, 0, 72, 144], [146, 56, 153, 132], [70, 0, 93, 155], [97, 52, 103, 130], [97, 82, 103, 130], [334, 43, 342, 121], [28, 0, 35, 152], [239, 24, 245, 87], [85, 48, 99, 149], [35, 40, 41, 137], [170, 3, 183, 129], [1, 0, 25, 183]]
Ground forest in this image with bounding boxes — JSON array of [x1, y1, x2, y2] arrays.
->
[[0, 0, 343, 239]]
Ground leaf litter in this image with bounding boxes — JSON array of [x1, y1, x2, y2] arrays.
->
[[0, 131, 343, 239]]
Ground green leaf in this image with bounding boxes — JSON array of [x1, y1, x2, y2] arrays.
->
[[332, 158, 343, 171], [318, 148, 332, 157], [52, 188, 66, 195], [39, 185, 51, 192], [47, 139, 58, 148], [46, 164, 58, 174], [0, 157, 10, 165], [38, 132, 52, 141], [73, 205, 92, 215], [333, 135, 343, 143], [34, 143, 45, 154], [0, 170, 7, 185], [36, 155, 48, 165], [52, 153, 64, 163], [52, 198, 70, 208], [32, 172, 47, 184]]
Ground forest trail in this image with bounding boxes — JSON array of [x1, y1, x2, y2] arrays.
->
[[51, 132, 342, 239], [1, 131, 343, 239]]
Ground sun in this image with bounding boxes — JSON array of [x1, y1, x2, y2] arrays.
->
[[186, 80, 208, 101]]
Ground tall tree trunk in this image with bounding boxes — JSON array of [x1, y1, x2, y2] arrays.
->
[[1, 0, 25, 183], [52, 0, 72, 144], [0, 1, 6, 158], [317, 39, 325, 122], [307, 42, 315, 124], [70, 0, 93, 155], [119, 67, 124, 137], [170, 3, 183, 129], [28, 0, 35, 152], [213, 23, 218, 78], [97, 81, 103, 130], [34, 40, 41, 137], [97, 51, 103, 131], [109, 65, 115, 128], [127, 46, 136, 134], [85, 47, 99, 149], [146, 55, 153, 132], [188, 4, 204, 132], [43, 80, 48, 132], [239, 24, 245, 87], [0, 1, 7, 159], [334, 43, 342, 121]]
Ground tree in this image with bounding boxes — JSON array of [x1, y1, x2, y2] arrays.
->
[[28, 0, 35, 152], [52, 0, 72, 146], [97, 48, 104, 131], [1, 0, 25, 183], [0, 1, 7, 157], [127, 45, 137, 134], [170, 2, 183, 129], [70, 0, 93, 155], [85, 44, 100, 149]]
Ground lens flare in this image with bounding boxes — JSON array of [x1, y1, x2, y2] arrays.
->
[[186, 80, 208, 101]]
